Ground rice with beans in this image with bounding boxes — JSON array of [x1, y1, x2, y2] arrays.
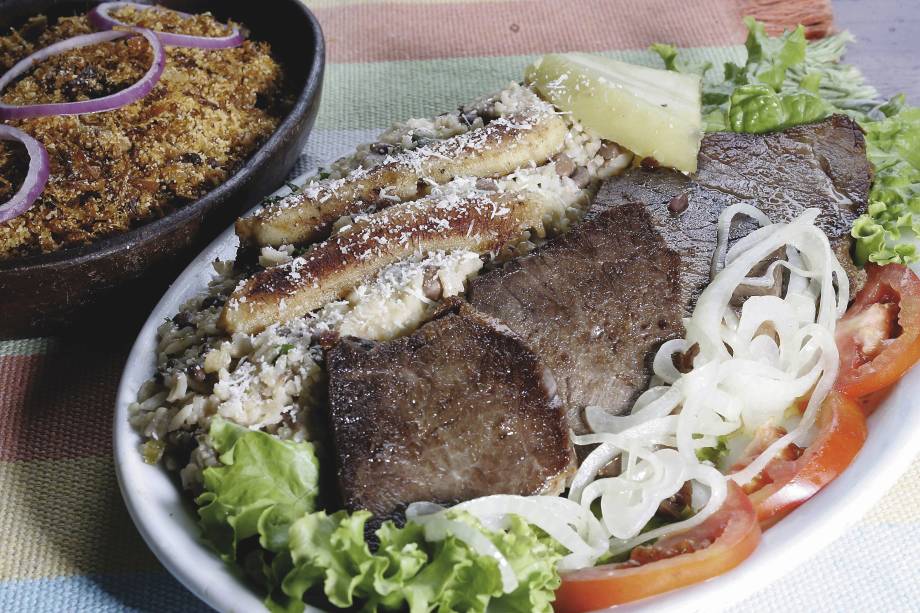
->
[[129, 83, 633, 490]]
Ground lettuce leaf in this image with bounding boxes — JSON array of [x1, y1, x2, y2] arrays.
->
[[280, 511, 562, 613], [196, 417, 320, 560], [652, 18, 879, 133], [852, 106, 920, 264], [195, 421, 562, 612], [727, 83, 831, 133]]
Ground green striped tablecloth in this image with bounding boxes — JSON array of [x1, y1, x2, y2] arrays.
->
[[2, 0, 918, 610]]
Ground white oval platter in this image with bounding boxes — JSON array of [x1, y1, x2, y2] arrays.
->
[[114, 174, 920, 613]]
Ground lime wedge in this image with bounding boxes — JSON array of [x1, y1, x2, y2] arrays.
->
[[526, 53, 703, 173]]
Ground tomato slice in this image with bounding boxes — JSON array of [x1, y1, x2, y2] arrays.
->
[[835, 263, 920, 399], [855, 386, 893, 417], [553, 483, 760, 612], [731, 391, 867, 529]]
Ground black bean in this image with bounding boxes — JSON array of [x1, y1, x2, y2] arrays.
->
[[180, 152, 203, 165], [597, 140, 622, 159], [672, 343, 700, 374], [475, 178, 498, 191], [571, 167, 591, 188], [422, 267, 442, 301], [171, 311, 195, 329], [553, 154, 576, 177], [668, 193, 689, 215], [201, 295, 226, 309]]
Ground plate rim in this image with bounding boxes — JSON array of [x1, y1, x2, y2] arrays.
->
[[113, 172, 920, 613]]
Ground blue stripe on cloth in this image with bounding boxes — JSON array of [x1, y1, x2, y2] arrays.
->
[[0, 572, 211, 613]]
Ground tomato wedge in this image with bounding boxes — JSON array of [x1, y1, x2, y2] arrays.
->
[[835, 263, 920, 399], [730, 391, 867, 529], [855, 386, 894, 417], [553, 483, 760, 612]]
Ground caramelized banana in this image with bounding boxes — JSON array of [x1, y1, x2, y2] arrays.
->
[[221, 190, 547, 334], [235, 109, 566, 248]]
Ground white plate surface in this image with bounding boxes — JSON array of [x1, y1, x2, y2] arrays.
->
[[114, 174, 920, 613]]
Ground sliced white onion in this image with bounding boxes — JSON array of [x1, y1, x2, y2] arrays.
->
[[451, 495, 609, 571], [584, 387, 681, 434], [579, 448, 688, 539], [711, 203, 772, 278], [730, 325, 839, 485], [409, 511, 519, 593], [607, 463, 727, 556]]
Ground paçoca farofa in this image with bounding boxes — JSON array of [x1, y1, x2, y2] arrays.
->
[[0, 6, 290, 260]]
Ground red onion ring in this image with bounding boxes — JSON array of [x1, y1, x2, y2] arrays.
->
[[0, 27, 165, 120], [89, 2, 244, 49], [0, 125, 50, 223]]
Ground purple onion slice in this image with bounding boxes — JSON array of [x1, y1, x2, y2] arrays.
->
[[0, 125, 50, 223], [0, 27, 165, 120], [89, 2, 244, 49]]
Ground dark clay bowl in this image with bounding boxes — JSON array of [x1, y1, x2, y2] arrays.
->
[[0, 0, 324, 337]]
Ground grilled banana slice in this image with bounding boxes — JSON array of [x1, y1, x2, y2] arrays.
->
[[235, 108, 567, 248], [221, 190, 547, 334]]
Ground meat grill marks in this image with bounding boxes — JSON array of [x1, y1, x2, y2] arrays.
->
[[235, 105, 568, 248], [595, 114, 872, 310], [220, 188, 546, 334], [325, 302, 575, 520], [467, 202, 684, 432]]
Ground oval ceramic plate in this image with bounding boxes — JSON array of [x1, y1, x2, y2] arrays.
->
[[114, 174, 920, 613]]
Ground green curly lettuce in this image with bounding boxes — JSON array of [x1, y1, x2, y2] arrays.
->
[[279, 511, 562, 613], [727, 83, 831, 133], [194, 420, 562, 612], [852, 105, 920, 264], [653, 18, 920, 266], [196, 417, 320, 561]]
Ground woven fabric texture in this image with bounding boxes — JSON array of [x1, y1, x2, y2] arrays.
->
[[1, 0, 917, 611]]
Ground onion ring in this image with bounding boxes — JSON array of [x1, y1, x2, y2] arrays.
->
[[0, 125, 49, 223], [89, 2, 244, 49], [0, 27, 165, 120]]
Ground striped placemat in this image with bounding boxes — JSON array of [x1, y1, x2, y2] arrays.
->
[[2, 1, 917, 610]]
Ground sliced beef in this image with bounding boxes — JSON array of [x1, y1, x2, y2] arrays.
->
[[595, 114, 871, 308], [468, 116, 872, 429], [468, 202, 684, 433], [325, 302, 575, 520]]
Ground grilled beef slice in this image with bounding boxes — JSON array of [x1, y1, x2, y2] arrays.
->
[[325, 302, 575, 520], [468, 116, 872, 430], [595, 114, 871, 308], [467, 201, 683, 433]]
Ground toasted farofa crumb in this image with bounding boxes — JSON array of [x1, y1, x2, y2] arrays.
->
[[0, 9, 289, 260]]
